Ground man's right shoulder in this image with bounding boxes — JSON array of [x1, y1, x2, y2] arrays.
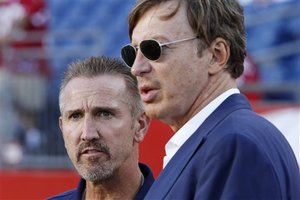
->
[[47, 189, 77, 200]]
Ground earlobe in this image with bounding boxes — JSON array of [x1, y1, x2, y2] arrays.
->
[[208, 37, 230, 75], [134, 112, 150, 143]]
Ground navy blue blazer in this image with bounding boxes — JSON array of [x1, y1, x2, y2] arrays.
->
[[145, 94, 300, 200], [48, 163, 154, 200]]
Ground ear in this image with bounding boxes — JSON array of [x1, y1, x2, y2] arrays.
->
[[134, 112, 150, 143], [59, 116, 63, 132], [59, 116, 68, 148], [208, 37, 230, 75]]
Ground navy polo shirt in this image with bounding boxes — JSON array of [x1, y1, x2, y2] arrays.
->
[[48, 163, 154, 200]]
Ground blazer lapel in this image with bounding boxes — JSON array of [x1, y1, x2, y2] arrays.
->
[[145, 94, 252, 199]]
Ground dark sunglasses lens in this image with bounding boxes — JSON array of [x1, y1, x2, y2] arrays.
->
[[140, 40, 161, 61], [121, 45, 136, 67]]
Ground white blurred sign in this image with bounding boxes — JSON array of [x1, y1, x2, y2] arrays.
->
[[262, 107, 300, 165]]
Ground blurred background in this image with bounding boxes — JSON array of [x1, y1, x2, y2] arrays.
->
[[0, 0, 299, 199]]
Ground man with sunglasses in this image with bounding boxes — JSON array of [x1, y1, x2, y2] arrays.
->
[[121, 0, 300, 199]]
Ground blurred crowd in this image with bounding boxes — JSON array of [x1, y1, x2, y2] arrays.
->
[[0, 0, 51, 165]]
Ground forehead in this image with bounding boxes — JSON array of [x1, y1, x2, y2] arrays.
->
[[61, 75, 128, 111], [132, 1, 192, 42]]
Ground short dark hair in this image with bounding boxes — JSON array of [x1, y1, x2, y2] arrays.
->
[[128, 0, 246, 78], [59, 56, 143, 116]]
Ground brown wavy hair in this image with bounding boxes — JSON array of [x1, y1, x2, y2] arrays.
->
[[128, 0, 246, 78]]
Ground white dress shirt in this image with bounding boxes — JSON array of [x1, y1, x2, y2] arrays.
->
[[163, 88, 240, 168]]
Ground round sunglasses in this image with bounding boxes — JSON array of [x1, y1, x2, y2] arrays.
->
[[121, 36, 198, 67]]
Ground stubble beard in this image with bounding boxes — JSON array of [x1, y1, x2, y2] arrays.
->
[[73, 140, 114, 183], [75, 159, 114, 183]]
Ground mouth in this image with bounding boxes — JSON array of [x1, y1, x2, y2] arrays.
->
[[139, 85, 159, 103], [76, 141, 110, 162], [80, 147, 106, 157]]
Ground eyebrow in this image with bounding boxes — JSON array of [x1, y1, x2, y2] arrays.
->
[[63, 109, 83, 117], [91, 107, 118, 115], [64, 106, 119, 116], [132, 34, 168, 46]]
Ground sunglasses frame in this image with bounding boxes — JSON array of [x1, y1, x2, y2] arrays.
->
[[121, 36, 198, 67]]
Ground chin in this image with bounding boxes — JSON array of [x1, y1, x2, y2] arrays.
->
[[146, 107, 167, 122], [145, 106, 160, 120], [77, 164, 114, 183]]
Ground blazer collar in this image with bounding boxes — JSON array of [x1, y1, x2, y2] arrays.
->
[[145, 94, 252, 199]]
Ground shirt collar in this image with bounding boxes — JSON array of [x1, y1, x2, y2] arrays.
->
[[163, 88, 240, 168], [76, 163, 154, 200]]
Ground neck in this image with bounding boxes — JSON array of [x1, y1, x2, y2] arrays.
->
[[84, 164, 143, 200], [169, 73, 236, 132]]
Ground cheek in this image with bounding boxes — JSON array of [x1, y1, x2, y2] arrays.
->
[[63, 135, 77, 161], [62, 121, 82, 139], [62, 124, 81, 153], [160, 60, 206, 111], [108, 126, 135, 152], [160, 67, 191, 99], [113, 129, 135, 146], [63, 132, 75, 150]]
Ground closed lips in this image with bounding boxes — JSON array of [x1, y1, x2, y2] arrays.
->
[[81, 147, 103, 155]]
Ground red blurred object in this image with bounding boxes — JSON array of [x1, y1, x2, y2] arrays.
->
[[238, 54, 262, 101], [139, 120, 174, 177], [0, 170, 79, 199], [1, 0, 52, 79]]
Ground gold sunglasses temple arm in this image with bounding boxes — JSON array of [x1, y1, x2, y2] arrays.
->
[[161, 36, 198, 46]]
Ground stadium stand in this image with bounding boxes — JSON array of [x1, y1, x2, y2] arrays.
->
[[242, 0, 300, 101]]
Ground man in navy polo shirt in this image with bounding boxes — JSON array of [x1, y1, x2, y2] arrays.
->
[[48, 56, 154, 200]]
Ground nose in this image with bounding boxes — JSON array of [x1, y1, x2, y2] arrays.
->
[[131, 51, 152, 77], [80, 116, 99, 141]]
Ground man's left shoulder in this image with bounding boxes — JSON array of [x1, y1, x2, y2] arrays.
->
[[135, 163, 155, 200]]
